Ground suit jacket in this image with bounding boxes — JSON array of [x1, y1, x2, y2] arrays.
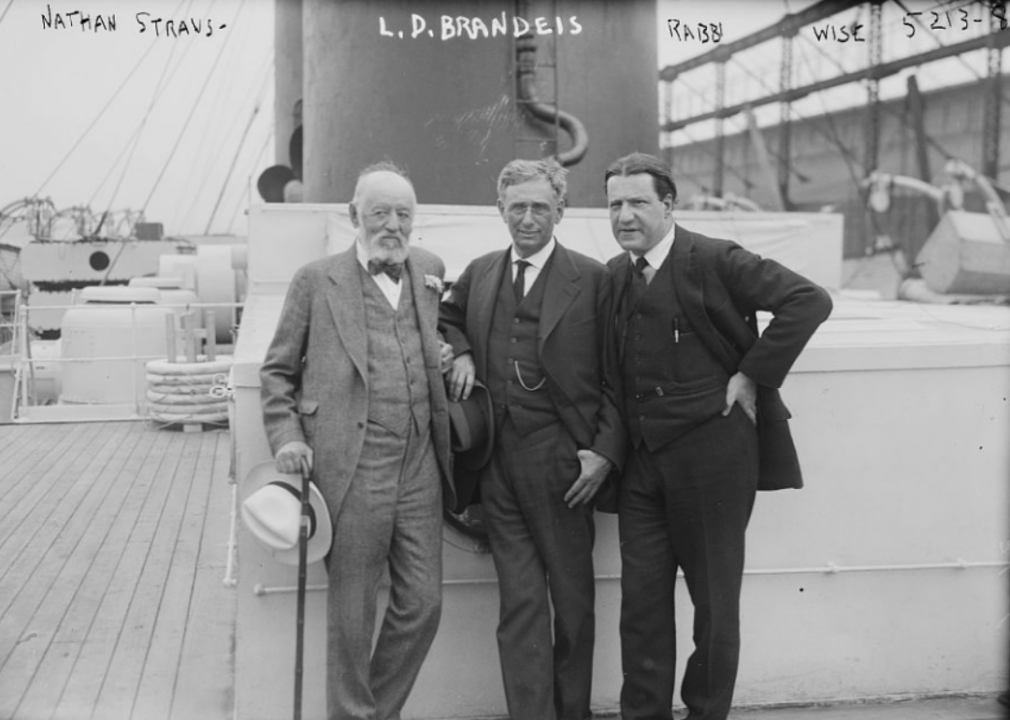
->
[[609, 225, 832, 490], [440, 241, 625, 509], [260, 245, 456, 517]]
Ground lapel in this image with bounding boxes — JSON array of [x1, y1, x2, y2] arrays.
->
[[472, 249, 510, 379], [405, 251, 439, 368], [611, 252, 632, 362], [326, 247, 368, 381], [538, 241, 580, 347], [669, 226, 737, 373]]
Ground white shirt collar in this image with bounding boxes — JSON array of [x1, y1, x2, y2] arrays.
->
[[629, 222, 676, 270], [511, 236, 556, 269]]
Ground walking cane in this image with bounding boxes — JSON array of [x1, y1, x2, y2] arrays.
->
[[294, 456, 312, 720]]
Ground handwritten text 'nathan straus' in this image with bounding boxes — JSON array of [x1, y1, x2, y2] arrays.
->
[[40, 5, 226, 36], [379, 13, 582, 40]]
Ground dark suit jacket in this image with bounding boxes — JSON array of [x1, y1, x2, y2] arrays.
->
[[440, 241, 625, 509], [260, 245, 456, 516], [609, 225, 832, 490]]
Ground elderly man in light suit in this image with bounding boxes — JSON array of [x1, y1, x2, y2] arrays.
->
[[260, 162, 455, 720]]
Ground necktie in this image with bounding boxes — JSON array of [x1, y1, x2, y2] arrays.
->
[[513, 259, 530, 304], [367, 258, 404, 282], [634, 256, 652, 284], [630, 256, 649, 307]]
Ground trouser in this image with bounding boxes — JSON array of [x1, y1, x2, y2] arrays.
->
[[619, 407, 759, 720], [481, 416, 597, 720], [325, 419, 443, 720]]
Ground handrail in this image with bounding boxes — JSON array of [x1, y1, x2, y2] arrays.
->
[[9, 298, 242, 423]]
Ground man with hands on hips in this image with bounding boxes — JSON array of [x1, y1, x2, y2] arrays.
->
[[605, 152, 832, 720]]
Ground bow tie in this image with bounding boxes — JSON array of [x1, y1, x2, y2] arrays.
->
[[367, 258, 404, 282]]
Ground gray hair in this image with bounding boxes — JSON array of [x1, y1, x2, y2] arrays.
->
[[353, 160, 415, 201], [497, 158, 567, 203]]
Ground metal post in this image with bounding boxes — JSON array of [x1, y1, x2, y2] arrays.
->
[[982, 28, 1004, 179], [864, 0, 884, 175], [778, 32, 795, 209], [18, 301, 28, 417], [205, 309, 217, 361], [713, 61, 726, 197], [165, 313, 177, 364], [183, 311, 197, 363], [130, 303, 140, 415]]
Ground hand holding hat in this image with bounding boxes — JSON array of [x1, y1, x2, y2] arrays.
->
[[240, 461, 332, 565]]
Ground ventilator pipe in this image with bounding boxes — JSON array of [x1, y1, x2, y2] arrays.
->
[[515, 35, 588, 167], [945, 158, 1010, 241]]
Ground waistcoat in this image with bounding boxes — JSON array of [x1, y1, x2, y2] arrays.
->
[[486, 254, 557, 437], [621, 258, 727, 451], [360, 267, 431, 437]]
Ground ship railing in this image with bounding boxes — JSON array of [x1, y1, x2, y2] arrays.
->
[[8, 298, 244, 425], [0, 289, 21, 350]]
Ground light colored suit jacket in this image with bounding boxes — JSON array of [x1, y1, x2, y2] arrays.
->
[[260, 245, 456, 517]]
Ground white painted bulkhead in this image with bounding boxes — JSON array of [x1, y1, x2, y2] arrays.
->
[[230, 204, 1009, 719]]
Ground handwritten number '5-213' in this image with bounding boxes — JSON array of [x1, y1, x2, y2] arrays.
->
[[903, 5, 1007, 38]]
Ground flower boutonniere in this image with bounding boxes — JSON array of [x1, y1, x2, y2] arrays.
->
[[423, 274, 444, 294]]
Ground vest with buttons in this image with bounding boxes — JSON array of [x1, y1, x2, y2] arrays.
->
[[360, 267, 431, 437], [486, 253, 557, 437], [621, 257, 727, 451]]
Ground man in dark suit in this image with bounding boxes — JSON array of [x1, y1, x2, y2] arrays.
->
[[440, 158, 624, 720], [605, 153, 832, 720], [260, 162, 455, 720]]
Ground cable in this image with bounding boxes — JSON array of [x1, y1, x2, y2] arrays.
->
[[0, 0, 14, 29], [141, 0, 248, 214], [177, 48, 272, 231], [226, 121, 275, 235], [31, 5, 182, 198]]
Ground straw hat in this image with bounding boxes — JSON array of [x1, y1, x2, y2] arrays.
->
[[240, 461, 332, 565]]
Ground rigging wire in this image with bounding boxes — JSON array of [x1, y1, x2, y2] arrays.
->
[[0, 0, 14, 29], [177, 48, 273, 232], [204, 91, 266, 234], [171, 2, 262, 230], [100, 6, 197, 227], [90, 0, 198, 210], [141, 0, 249, 216], [226, 122, 275, 235], [32, 20, 173, 199]]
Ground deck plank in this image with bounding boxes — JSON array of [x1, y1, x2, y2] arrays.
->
[[0, 422, 90, 536], [51, 428, 183, 718], [0, 421, 102, 570], [0, 421, 138, 718], [169, 431, 236, 720], [87, 431, 203, 720], [133, 431, 221, 720], [10, 422, 154, 720], [0, 423, 239, 720], [0, 423, 50, 477]]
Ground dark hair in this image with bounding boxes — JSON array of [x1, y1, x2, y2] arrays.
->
[[604, 153, 677, 205]]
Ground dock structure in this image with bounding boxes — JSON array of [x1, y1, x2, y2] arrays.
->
[[0, 422, 235, 720]]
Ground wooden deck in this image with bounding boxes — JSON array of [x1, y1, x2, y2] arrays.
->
[[0, 421, 235, 720]]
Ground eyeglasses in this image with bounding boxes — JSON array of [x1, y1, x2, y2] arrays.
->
[[506, 203, 554, 220]]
